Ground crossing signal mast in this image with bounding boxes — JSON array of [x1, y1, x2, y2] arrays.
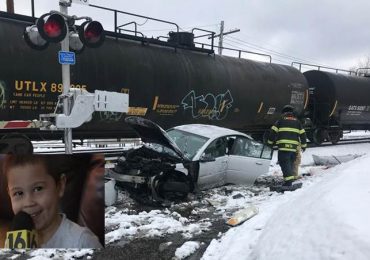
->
[[22, 0, 128, 154]]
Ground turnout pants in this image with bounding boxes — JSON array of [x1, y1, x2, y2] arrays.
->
[[278, 151, 297, 185]]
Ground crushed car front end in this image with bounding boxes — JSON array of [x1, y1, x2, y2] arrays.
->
[[107, 117, 198, 202]]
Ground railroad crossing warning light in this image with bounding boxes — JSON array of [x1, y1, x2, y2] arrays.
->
[[37, 13, 67, 43], [23, 13, 67, 50], [78, 21, 105, 48]]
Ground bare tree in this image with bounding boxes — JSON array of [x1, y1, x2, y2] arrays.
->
[[349, 55, 370, 75]]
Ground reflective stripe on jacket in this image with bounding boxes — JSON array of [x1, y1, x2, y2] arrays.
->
[[267, 113, 307, 152]]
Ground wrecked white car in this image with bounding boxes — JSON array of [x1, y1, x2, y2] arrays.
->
[[108, 116, 272, 202]]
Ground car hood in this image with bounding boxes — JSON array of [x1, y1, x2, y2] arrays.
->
[[125, 116, 187, 160]]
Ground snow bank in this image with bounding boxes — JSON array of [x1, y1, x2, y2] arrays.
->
[[203, 152, 370, 260]]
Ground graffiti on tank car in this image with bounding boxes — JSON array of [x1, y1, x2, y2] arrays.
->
[[181, 90, 234, 120]]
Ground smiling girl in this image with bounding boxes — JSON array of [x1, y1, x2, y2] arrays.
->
[[3, 155, 102, 248]]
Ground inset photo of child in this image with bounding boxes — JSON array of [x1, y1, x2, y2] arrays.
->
[[0, 154, 104, 248]]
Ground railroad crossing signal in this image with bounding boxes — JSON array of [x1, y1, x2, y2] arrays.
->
[[21, 2, 106, 154], [23, 12, 105, 53]]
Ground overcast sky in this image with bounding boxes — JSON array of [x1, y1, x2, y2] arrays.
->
[[1, 0, 370, 70]]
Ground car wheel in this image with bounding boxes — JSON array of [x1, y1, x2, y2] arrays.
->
[[153, 170, 192, 201]]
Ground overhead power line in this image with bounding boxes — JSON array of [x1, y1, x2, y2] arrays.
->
[[224, 38, 311, 64], [227, 35, 333, 67], [222, 41, 290, 64], [226, 36, 315, 64]]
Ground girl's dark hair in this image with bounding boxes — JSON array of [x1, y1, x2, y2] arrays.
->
[[3, 154, 76, 183]]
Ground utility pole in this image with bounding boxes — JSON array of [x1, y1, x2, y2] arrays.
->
[[6, 0, 14, 13], [218, 21, 224, 55], [212, 21, 240, 55], [60, 0, 73, 154]]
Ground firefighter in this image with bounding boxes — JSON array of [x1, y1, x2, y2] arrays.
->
[[267, 105, 307, 186]]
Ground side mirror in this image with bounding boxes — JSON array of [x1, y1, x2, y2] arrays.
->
[[199, 154, 216, 162]]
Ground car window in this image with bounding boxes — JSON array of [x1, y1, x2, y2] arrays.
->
[[167, 129, 209, 160], [229, 136, 271, 159], [261, 145, 273, 159], [245, 139, 264, 158], [229, 136, 244, 156], [203, 137, 227, 158]]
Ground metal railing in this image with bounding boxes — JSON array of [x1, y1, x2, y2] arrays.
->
[[356, 67, 370, 76], [117, 21, 144, 37], [196, 42, 272, 63], [291, 62, 356, 75], [192, 28, 215, 52], [89, 4, 179, 36]]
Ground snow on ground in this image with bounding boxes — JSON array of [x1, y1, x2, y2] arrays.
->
[[202, 142, 370, 260], [105, 206, 212, 244], [0, 249, 95, 259], [2, 137, 370, 259], [174, 241, 201, 260], [342, 130, 370, 139]]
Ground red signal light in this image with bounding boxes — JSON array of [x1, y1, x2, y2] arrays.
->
[[37, 13, 67, 43], [85, 26, 99, 42], [79, 21, 105, 48], [44, 19, 63, 38]]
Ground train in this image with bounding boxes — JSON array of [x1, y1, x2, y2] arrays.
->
[[1, 7, 370, 147]]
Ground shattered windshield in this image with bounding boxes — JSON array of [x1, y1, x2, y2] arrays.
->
[[166, 129, 209, 160], [143, 143, 183, 160]]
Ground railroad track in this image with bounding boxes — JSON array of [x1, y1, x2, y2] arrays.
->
[[33, 138, 140, 152], [34, 139, 140, 166], [35, 146, 130, 154], [33, 138, 140, 148], [308, 137, 370, 147]]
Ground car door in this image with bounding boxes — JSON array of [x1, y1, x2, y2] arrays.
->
[[226, 135, 272, 185], [197, 137, 228, 190]]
